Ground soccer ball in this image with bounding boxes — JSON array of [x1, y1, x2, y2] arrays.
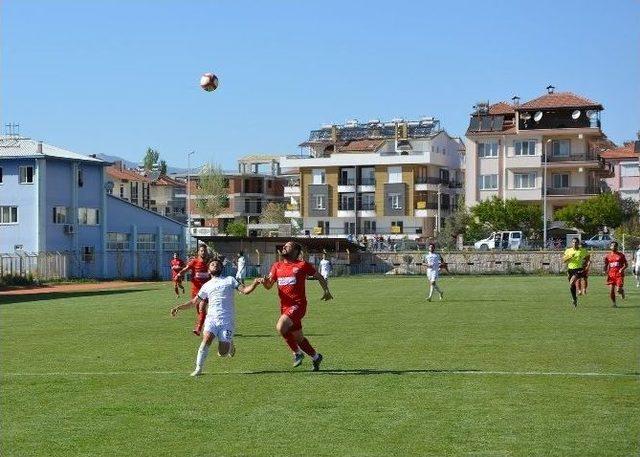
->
[[200, 73, 219, 92]]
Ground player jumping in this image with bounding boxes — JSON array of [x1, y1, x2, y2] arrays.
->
[[176, 244, 211, 336], [170, 252, 185, 298], [633, 245, 640, 288], [604, 241, 627, 308], [424, 243, 444, 301], [171, 257, 261, 376], [562, 238, 589, 307], [261, 241, 332, 371]]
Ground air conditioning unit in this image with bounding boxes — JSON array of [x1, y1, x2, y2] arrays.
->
[[64, 224, 75, 234]]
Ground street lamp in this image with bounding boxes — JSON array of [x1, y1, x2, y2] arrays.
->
[[186, 150, 195, 253], [543, 139, 551, 250]]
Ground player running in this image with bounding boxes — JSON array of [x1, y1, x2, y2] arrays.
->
[[235, 251, 246, 285], [633, 246, 640, 288], [424, 243, 444, 301], [261, 241, 333, 371], [604, 241, 627, 308], [319, 253, 332, 280], [176, 244, 211, 336], [171, 257, 261, 376], [170, 252, 185, 298], [562, 238, 589, 307]]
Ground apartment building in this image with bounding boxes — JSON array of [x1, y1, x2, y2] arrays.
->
[[279, 118, 465, 238], [601, 141, 640, 202], [465, 86, 613, 218]]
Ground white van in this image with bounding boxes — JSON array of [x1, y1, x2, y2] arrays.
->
[[474, 231, 524, 250]]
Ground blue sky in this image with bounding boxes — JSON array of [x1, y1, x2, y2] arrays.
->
[[2, 1, 638, 170]]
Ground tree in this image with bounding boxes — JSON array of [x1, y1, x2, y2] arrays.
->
[[142, 147, 160, 171], [470, 197, 543, 239], [192, 163, 229, 222], [259, 202, 288, 224], [225, 221, 247, 237], [554, 193, 624, 235], [159, 160, 167, 175]]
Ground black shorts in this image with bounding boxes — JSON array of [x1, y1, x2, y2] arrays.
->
[[567, 268, 585, 279]]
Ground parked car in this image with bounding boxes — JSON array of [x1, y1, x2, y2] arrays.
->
[[474, 231, 524, 250], [582, 234, 615, 249]]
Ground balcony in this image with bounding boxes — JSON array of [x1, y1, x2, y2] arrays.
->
[[357, 202, 376, 217], [546, 186, 601, 196], [544, 151, 599, 163], [338, 178, 356, 193], [360, 178, 376, 186], [284, 185, 300, 196], [284, 203, 300, 218], [415, 176, 449, 191]]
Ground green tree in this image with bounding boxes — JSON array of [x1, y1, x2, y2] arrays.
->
[[225, 221, 247, 237], [193, 163, 229, 222], [159, 160, 167, 175], [554, 193, 624, 235], [470, 197, 543, 239], [142, 147, 160, 171], [259, 202, 288, 224]]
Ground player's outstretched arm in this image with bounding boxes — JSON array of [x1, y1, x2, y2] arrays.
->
[[262, 274, 275, 290], [237, 278, 262, 295], [170, 297, 200, 317], [312, 271, 333, 301]]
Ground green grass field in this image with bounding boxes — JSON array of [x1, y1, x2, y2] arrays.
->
[[1, 276, 639, 457]]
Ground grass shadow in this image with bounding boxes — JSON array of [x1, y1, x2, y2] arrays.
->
[[0, 288, 151, 305], [244, 368, 482, 376]]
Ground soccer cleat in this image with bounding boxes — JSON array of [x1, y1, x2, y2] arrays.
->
[[439, 291, 444, 301], [426, 297, 432, 302], [312, 353, 323, 372], [192, 328, 201, 337], [228, 342, 236, 358], [293, 352, 304, 367], [572, 299, 578, 308], [190, 367, 203, 377]]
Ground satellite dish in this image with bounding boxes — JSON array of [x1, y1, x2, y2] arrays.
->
[[521, 113, 531, 121], [586, 110, 596, 118], [533, 111, 543, 123], [571, 110, 581, 120]]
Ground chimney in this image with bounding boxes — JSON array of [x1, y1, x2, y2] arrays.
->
[[511, 95, 520, 106], [546, 85, 555, 94], [36, 141, 43, 154]]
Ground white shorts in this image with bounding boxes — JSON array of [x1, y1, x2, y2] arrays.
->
[[203, 319, 234, 342], [321, 272, 329, 280], [427, 269, 439, 282]]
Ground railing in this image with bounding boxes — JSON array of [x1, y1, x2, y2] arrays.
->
[[416, 202, 450, 210], [360, 178, 376, 186], [286, 178, 300, 187], [546, 186, 601, 196], [338, 178, 356, 186], [544, 151, 599, 162], [358, 203, 376, 211], [415, 176, 449, 185]]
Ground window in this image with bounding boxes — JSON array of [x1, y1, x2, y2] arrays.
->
[[77, 168, 84, 187], [391, 220, 403, 233], [388, 166, 402, 183], [19, 166, 34, 184], [552, 174, 569, 188], [363, 220, 376, 234], [130, 182, 139, 203], [389, 194, 403, 210], [360, 193, 375, 210], [0, 167, 3, 184], [78, 208, 100, 225], [551, 140, 570, 157], [439, 169, 450, 182], [340, 168, 355, 185], [245, 199, 251, 213], [479, 174, 498, 190], [163, 234, 181, 251], [621, 163, 639, 177], [515, 140, 536, 156], [52, 206, 68, 224], [137, 233, 156, 251], [82, 246, 95, 262], [107, 232, 130, 250], [0, 206, 18, 224], [344, 222, 356, 235], [119, 184, 125, 199], [514, 173, 536, 189], [312, 169, 326, 184], [339, 194, 354, 210], [316, 220, 329, 235], [267, 180, 272, 189], [314, 195, 326, 210], [361, 167, 375, 185], [478, 142, 498, 158]]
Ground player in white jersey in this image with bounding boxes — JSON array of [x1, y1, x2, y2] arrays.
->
[[634, 247, 640, 288], [424, 243, 444, 301], [319, 253, 332, 280], [171, 257, 260, 376], [235, 251, 247, 285]]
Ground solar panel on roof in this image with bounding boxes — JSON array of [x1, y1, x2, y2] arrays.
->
[[480, 116, 493, 131], [469, 117, 480, 131], [492, 116, 504, 131]]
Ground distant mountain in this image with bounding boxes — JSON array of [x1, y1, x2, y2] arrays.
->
[[96, 153, 188, 174]]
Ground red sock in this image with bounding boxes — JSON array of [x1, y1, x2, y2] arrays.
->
[[299, 338, 316, 357], [283, 332, 299, 353], [193, 308, 206, 334]]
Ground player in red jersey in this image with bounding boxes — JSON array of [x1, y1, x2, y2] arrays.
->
[[176, 244, 211, 335], [603, 241, 627, 307], [261, 241, 333, 371], [170, 252, 185, 298]]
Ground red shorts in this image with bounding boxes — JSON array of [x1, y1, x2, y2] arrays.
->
[[191, 281, 205, 298], [606, 274, 624, 287], [281, 304, 307, 331], [172, 274, 182, 284]]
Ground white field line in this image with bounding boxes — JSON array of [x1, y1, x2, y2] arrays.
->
[[1, 369, 638, 378]]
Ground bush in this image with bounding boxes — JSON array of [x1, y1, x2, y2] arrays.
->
[[0, 273, 37, 288]]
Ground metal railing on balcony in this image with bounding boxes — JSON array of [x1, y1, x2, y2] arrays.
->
[[546, 186, 601, 196], [286, 178, 300, 187], [360, 178, 376, 186], [416, 201, 450, 210], [338, 178, 356, 186], [357, 203, 376, 211], [544, 151, 599, 162], [415, 176, 449, 185]]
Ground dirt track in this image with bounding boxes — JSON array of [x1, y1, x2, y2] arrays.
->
[[0, 281, 163, 296]]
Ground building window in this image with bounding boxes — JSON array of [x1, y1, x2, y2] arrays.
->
[[439, 169, 450, 182], [388, 166, 402, 183], [391, 220, 404, 234], [106, 232, 130, 250], [77, 168, 84, 187], [552, 174, 569, 188], [551, 140, 570, 157], [0, 206, 18, 224], [19, 166, 34, 184], [478, 142, 498, 158], [514, 173, 536, 189], [339, 194, 354, 210], [361, 167, 375, 185], [82, 246, 95, 262], [130, 182, 139, 203], [360, 193, 375, 210], [312, 169, 326, 185], [363, 220, 376, 234], [515, 140, 536, 156], [52, 206, 68, 224], [163, 234, 181, 251], [78, 207, 100, 225], [119, 184, 125, 199], [137, 233, 156, 251], [479, 174, 498, 190], [267, 180, 272, 189], [316, 220, 329, 235], [389, 194, 403, 210], [621, 163, 639, 177], [0, 167, 3, 184], [344, 222, 356, 235], [314, 195, 326, 210]]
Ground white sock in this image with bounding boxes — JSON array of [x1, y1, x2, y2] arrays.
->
[[433, 283, 442, 294], [196, 342, 210, 370], [428, 285, 434, 299]]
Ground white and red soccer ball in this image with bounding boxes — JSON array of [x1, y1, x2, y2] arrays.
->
[[200, 73, 219, 92]]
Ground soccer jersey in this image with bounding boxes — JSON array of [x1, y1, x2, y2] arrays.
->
[[424, 253, 441, 271], [319, 259, 331, 278], [634, 249, 640, 268], [187, 257, 210, 285], [170, 258, 184, 279], [197, 276, 239, 325], [269, 260, 317, 309], [604, 252, 627, 275], [563, 248, 589, 270]]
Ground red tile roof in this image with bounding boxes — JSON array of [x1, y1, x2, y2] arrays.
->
[[488, 102, 515, 115], [340, 139, 385, 152], [518, 92, 603, 110], [153, 175, 185, 187], [106, 165, 151, 182], [600, 143, 639, 160]]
